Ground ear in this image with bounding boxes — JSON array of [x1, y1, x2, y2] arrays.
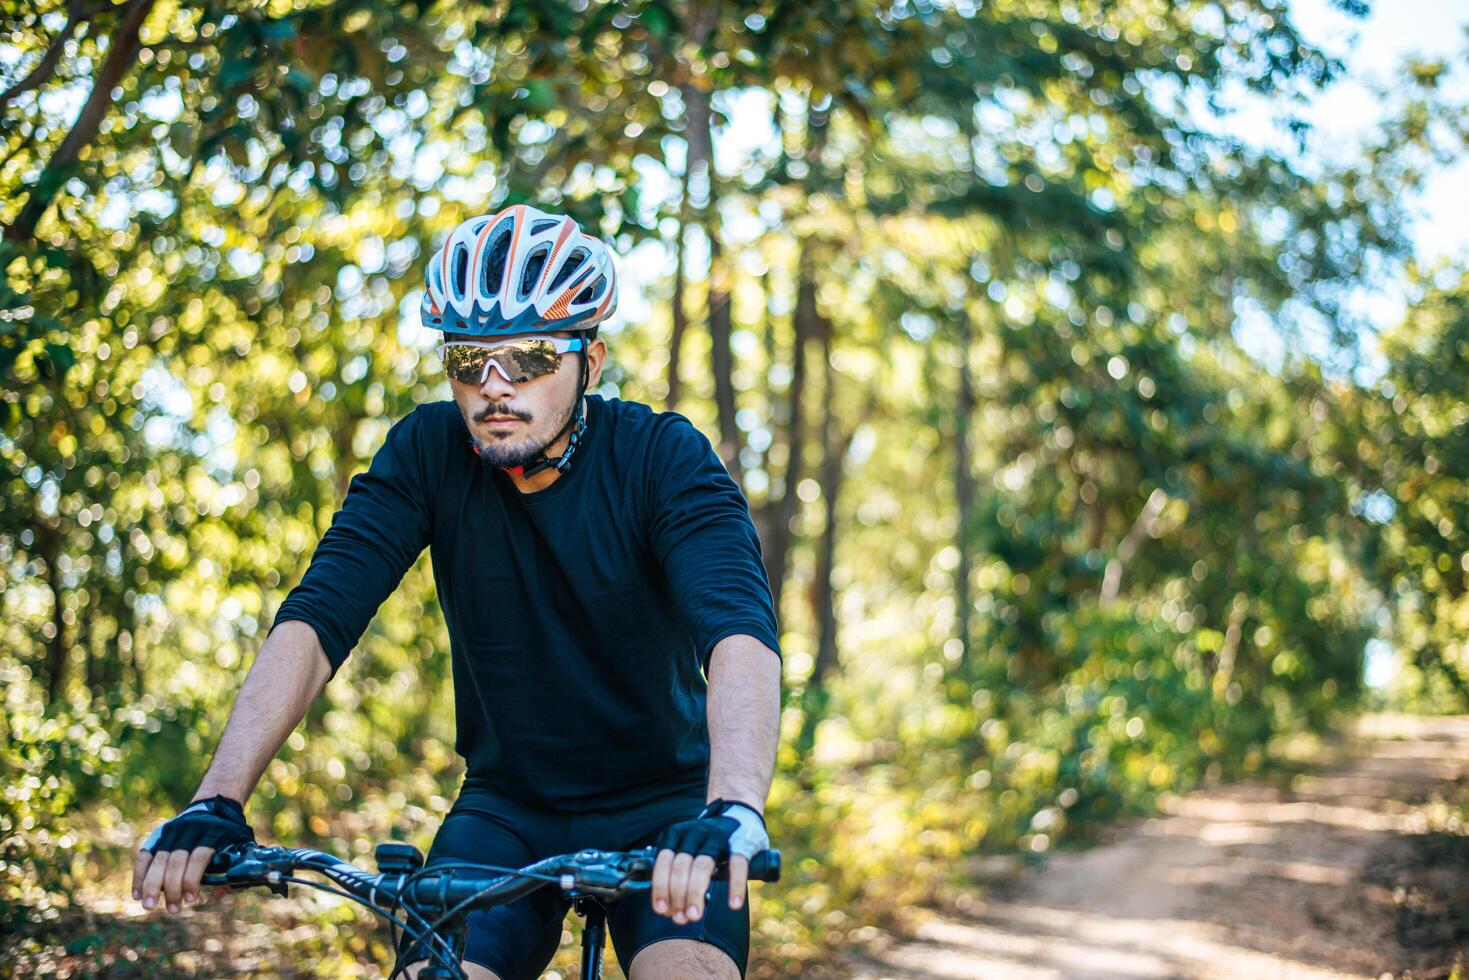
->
[[583, 335, 607, 389]]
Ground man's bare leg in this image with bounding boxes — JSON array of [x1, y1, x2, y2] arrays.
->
[[628, 938, 740, 980]]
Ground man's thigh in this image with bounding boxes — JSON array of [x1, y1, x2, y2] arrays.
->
[[606, 792, 750, 977], [628, 938, 741, 980], [397, 797, 565, 980]]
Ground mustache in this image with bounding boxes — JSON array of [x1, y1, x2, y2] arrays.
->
[[474, 403, 533, 423]]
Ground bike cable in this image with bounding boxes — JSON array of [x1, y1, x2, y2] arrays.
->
[[276, 874, 463, 980], [385, 861, 504, 975], [415, 867, 565, 958], [390, 862, 563, 975]]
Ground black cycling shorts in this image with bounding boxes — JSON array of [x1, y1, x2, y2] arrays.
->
[[397, 783, 748, 980]]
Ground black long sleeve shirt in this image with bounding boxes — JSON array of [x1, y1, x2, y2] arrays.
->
[[273, 394, 781, 809]]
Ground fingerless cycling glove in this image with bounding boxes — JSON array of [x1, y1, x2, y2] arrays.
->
[[655, 798, 769, 861], [142, 795, 255, 853]]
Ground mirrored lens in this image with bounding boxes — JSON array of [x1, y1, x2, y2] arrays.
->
[[441, 340, 564, 385]]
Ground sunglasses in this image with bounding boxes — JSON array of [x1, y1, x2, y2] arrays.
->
[[437, 335, 584, 386]]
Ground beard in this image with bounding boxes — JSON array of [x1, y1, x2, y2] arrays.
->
[[470, 395, 577, 469]]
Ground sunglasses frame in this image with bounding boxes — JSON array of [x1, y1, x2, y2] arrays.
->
[[437, 335, 585, 386]]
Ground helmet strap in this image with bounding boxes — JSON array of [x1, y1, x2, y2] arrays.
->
[[502, 350, 590, 479]]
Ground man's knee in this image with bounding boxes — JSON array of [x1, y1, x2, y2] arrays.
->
[[628, 938, 740, 980], [401, 959, 502, 980]]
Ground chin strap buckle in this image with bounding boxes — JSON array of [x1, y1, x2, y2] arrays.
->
[[514, 409, 587, 478]]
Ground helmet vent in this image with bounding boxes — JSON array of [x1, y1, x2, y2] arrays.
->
[[573, 276, 603, 306], [452, 245, 469, 293], [529, 218, 560, 235], [484, 226, 513, 296], [520, 244, 551, 299], [550, 248, 590, 292]]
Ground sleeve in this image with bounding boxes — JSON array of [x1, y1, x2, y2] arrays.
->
[[646, 415, 782, 670], [272, 408, 435, 677]]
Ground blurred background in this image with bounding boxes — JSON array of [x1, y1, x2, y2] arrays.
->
[[3, 1, 1468, 976]]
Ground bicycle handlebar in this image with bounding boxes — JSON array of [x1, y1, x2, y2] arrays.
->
[[203, 841, 781, 907], [202, 841, 779, 980]]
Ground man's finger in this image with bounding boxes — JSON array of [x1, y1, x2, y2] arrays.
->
[[666, 851, 695, 924], [140, 849, 170, 909], [651, 848, 675, 916], [161, 849, 192, 912], [684, 854, 716, 921], [182, 846, 215, 903], [726, 854, 749, 910], [132, 847, 154, 901]]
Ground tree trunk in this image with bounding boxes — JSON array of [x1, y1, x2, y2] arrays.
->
[[796, 327, 856, 757], [706, 222, 741, 479], [761, 251, 816, 617], [954, 307, 976, 672], [809, 325, 846, 689], [665, 180, 690, 411], [679, 75, 741, 479], [39, 525, 68, 706], [4, 0, 155, 244], [82, 595, 109, 706]]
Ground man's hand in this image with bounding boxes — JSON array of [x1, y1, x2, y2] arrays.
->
[[133, 796, 254, 913], [650, 799, 768, 924]]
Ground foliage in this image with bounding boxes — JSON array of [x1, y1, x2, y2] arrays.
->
[[2, 0, 1465, 974], [1349, 270, 1469, 711]]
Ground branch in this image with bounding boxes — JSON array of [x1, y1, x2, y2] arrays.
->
[[3, 0, 154, 245], [1099, 487, 1168, 603], [1212, 593, 1249, 699], [0, 119, 41, 172], [0, 0, 112, 114]]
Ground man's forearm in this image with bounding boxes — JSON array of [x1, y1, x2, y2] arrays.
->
[[706, 634, 781, 814], [193, 620, 332, 804]]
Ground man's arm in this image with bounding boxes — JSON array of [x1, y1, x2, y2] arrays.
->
[[132, 410, 436, 914], [706, 634, 781, 818], [132, 621, 330, 913], [652, 633, 781, 924]]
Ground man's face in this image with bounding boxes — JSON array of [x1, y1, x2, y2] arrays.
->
[[444, 329, 606, 468]]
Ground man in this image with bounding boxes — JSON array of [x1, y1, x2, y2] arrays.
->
[[132, 205, 783, 980]]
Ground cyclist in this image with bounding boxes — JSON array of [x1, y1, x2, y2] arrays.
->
[[132, 205, 782, 980]]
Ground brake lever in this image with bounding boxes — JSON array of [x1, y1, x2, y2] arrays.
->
[[558, 849, 656, 898], [203, 845, 291, 897]]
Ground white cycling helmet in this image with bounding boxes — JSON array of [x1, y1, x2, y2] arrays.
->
[[421, 205, 618, 336]]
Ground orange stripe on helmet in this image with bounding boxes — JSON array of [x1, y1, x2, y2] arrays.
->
[[545, 264, 593, 320], [544, 292, 575, 321], [542, 220, 578, 294], [503, 205, 528, 296]]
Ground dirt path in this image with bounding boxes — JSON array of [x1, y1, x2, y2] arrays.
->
[[846, 714, 1469, 980]]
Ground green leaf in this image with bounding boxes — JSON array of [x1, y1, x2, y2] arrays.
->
[[640, 3, 673, 40], [44, 342, 76, 375]]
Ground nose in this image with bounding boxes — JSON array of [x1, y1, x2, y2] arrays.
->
[[477, 361, 518, 401]]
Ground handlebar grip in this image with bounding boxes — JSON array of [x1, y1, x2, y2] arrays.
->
[[745, 849, 781, 882]]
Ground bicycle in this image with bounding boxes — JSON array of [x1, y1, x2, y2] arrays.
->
[[203, 840, 782, 980]]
